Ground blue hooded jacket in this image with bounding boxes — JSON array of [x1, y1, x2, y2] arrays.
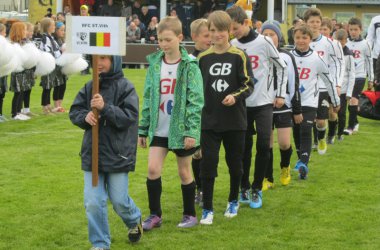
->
[[69, 56, 139, 173]]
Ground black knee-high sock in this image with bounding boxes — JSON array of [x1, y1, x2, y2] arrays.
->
[[147, 177, 162, 217], [317, 125, 326, 140], [191, 159, 202, 191], [293, 124, 300, 159], [201, 178, 215, 211], [12, 92, 21, 117], [181, 181, 196, 216], [280, 146, 292, 168], [300, 125, 313, 165], [348, 105, 358, 129], [265, 148, 274, 182], [328, 120, 337, 137], [313, 122, 318, 144], [229, 174, 241, 202]]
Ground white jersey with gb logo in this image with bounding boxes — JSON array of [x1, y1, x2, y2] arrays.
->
[[291, 49, 340, 109]]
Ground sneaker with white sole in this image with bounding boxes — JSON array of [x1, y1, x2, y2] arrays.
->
[[142, 215, 162, 231], [224, 201, 239, 218], [343, 128, 353, 135], [177, 215, 198, 228], [13, 114, 28, 121], [200, 209, 213, 225], [353, 123, 359, 132]]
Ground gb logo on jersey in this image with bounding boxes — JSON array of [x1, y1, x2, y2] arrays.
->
[[212, 79, 229, 92], [209, 63, 232, 75], [160, 100, 173, 115]]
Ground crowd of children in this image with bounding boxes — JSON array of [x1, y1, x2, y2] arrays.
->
[[68, 6, 377, 249]]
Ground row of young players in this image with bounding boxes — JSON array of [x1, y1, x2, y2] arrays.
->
[[0, 18, 67, 123], [68, 7, 374, 249], [140, 7, 375, 228]]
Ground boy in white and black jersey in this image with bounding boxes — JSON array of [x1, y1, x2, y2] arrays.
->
[[304, 8, 343, 155], [292, 24, 340, 179], [260, 21, 302, 189], [335, 29, 355, 140], [227, 6, 287, 209], [345, 17, 374, 135], [320, 17, 345, 144], [198, 11, 254, 225]]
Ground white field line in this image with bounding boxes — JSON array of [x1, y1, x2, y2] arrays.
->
[[1, 130, 82, 136]]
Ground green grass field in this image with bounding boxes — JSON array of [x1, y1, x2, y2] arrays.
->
[[0, 69, 379, 250]]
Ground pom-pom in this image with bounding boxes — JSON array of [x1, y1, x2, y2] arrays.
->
[[34, 51, 56, 76], [61, 57, 89, 75]]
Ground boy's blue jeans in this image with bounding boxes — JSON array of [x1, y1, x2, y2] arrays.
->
[[84, 171, 141, 249]]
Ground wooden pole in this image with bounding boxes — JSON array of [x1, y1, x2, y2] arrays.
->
[[92, 55, 99, 187]]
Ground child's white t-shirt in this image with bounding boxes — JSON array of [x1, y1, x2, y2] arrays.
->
[[154, 58, 180, 137]]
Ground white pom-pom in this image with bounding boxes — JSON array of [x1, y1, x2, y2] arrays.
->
[[22, 43, 40, 69], [61, 57, 89, 75], [56, 52, 81, 66], [0, 38, 15, 67], [11, 43, 28, 72], [35, 51, 56, 76], [0, 56, 19, 77]]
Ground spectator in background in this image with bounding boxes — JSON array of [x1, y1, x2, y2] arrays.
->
[[147, 1, 159, 19], [121, 0, 132, 20], [132, 1, 142, 19], [140, 6, 151, 28], [145, 17, 158, 43], [126, 21, 141, 43], [80, 5, 90, 16], [57, 12, 65, 23], [183, 0, 194, 39], [45, 8, 53, 18], [63, 5, 71, 16], [170, 9, 177, 17], [254, 20, 263, 33], [133, 16, 146, 39], [287, 18, 300, 45], [194, 0, 205, 19], [100, 0, 121, 17]]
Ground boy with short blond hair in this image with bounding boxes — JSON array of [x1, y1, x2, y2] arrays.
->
[[189, 18, 211, 206], [138, 16, 204, 229], [345, 17, 373, 135], [198, 10, 254, 224]]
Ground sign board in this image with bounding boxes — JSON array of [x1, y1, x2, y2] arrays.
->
[[66, 15, 126, 55]]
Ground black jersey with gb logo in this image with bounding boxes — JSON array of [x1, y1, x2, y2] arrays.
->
[[198, 46, 254, 132]]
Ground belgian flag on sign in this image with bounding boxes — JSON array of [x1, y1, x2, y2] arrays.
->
[[90, 32, 111, 47]]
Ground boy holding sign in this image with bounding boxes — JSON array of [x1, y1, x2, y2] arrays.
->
[[69, 55, 142, 248], [138, 16, 204, 230]]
